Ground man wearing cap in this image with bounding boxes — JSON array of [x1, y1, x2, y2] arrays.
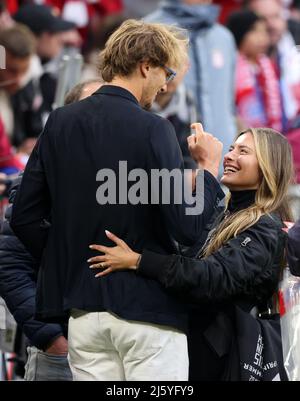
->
[[0, 24, 39, 154], [14, 3, 77, 63], [13, 4, 78, 126]]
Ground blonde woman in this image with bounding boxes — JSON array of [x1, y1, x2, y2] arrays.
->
[[88, 127, 293, 380]]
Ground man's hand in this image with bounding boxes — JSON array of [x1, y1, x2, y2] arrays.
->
[[45, 335, 68, 356], [187, 123, 223, 178]]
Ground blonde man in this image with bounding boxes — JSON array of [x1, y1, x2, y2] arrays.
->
[[11, 20, 223, 381]]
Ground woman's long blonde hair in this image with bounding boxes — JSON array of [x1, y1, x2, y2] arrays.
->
[[204, 128, 294, 257]]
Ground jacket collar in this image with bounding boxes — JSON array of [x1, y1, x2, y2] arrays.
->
[[227, 190, 257, 213], [94, 85, 140, 106]]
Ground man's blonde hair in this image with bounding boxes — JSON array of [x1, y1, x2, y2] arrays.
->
[[99, 19, 189, 82]]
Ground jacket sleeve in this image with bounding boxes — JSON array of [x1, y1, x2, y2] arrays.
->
[[287, 219, 300, 276], [137, 218, 284, 303], [0, 214, 63, 350], [148, 117, 224, 246], [10, 112, 54, 262]]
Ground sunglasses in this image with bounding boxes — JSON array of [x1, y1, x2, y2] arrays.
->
[[163, 66, 177, 83]]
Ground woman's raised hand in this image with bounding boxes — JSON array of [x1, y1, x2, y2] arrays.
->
[[88, 230, 141, 277], [188, 122, 223, 177]]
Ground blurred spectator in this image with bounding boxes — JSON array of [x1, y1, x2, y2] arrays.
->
[[285, 127, 300, 181], [49, 0, 124, 46], [123, 0, 160, 18], [213, 0, 243, 23], [13, 4, 76, 115], [0, 172, 7, 196], [0, 173, 72, 381], [288, 0, 300, 44], [287, 219, 300, 276], [0, 24, 36, 147], [244, 0, 300, 44], [0, 116, 24, 174], [145, 0, 237, 165], [151, 59, 197, 169], [290, 0, 300, 21], [8, 0, 123, 17], [81, 14, 127, 81], [64, 78, 102, 104], [281, 0, 293, 12], [5, 0, 18, 14], [227, 10, 283, 131], [247, 0, 300, 132], [87, 13, 127, 53], [0, 0, 14, 29], [247, 0, 300, 182], [8, 4, 83, 150], [0, 24, 35, 97], [45, 0, 123, 21]]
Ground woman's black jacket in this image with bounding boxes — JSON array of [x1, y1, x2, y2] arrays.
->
[[137, 212, 287, 381], [138, 213, 286, 306]]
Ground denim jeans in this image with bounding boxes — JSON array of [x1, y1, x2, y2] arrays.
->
[[24, 346, 73, 381]]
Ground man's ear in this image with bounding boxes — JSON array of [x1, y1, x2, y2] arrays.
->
[[140, 62, 150, 79]]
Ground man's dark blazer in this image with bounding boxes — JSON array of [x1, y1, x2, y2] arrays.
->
[[10, 85, 223, 331]]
